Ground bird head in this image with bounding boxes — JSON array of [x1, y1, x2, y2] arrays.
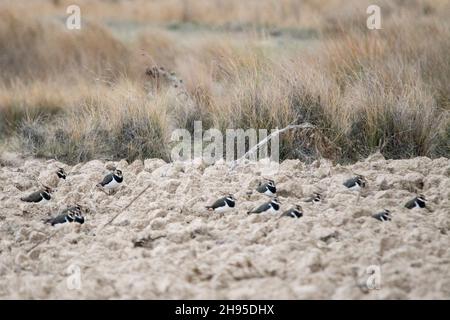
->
[[72, 204, 82, 213], [114, 169, 123, 178], [67, 212, 75, 221], [56, 167, 67, 179], [75, 204, 90, 214], [272, 197, 281, 205], [356, 175, 367, 186], [73, 212, 85, 224], [417, 194, 427, 202]]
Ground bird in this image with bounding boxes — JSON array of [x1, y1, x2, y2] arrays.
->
[[56, 167, 67, 180], [372, 209, 392, 222], [256, 179, 276, 197], [206, 194, 236, 213], [343, 175, 366, 190], [97, 169, 123, 194], [248, 197, 281, 214], [20, 186, 52, 203], [44, 205, 85, 226], [279, 205, 303, 219], [304, 192, 322, 203], [405, 194, 427, 209]]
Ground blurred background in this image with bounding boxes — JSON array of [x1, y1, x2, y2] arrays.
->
[[0, 0, 448, 164]]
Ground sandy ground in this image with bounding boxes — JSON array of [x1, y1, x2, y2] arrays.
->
[[0, 152, 449, 299]]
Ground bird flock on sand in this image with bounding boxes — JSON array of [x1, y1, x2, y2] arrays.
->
[[20, 167, 429, 226]]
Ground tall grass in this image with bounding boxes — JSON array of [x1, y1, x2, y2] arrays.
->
[[16, 83, 170, 163], [0, 0, 448, 164]]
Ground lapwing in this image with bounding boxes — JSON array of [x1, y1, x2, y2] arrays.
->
[[304, 192, 322, 203], [44, 205, 85, 226], [279, 205, 303, 219], [97, 169, 123, 194], [256, 179, 276, 197], [405, 194, 427, 209], [56, 167, 67, 180], [343, 175, 367, 190], [248, 197, 281, 214], [206, 194, 236, 213], [372, 209, 392, 222], [20, 186, 52, 203]]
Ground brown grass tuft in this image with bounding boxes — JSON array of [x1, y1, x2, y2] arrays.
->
[[0, 0, 449, 163]]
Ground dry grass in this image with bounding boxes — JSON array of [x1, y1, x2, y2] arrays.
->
[[15, 82, 170, 163], [0, 0, 448, 164]]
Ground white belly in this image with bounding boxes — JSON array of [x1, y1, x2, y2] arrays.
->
[[215, 205, 232, 213], [104, 179, 121, 190], [264, 190, 276, 196], [267, 206, 278, 214], [349, 184, 361, 191]]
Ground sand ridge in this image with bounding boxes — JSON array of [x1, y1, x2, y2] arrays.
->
[[0, 153, 449, 299]]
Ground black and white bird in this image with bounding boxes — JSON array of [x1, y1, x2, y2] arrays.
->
[[20, 186, 52, 203], [206, 194, 236, 213], [56, 168, 67, 180], [343, 175, 366, 190], [372, 209, 392, 222], [405, 194, 427, 209], [97, 169, 123, 194], [304, 192, 322, 204], [256, 179, 276, 197], [248, 197, 281, 214], [279, 205, 303, 219], [44, 205, 85, 226]]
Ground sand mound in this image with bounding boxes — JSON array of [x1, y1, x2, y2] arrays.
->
[[0, 153, 449, 299]]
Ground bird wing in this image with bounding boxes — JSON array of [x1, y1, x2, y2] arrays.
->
[[278, 209, 292, 218], [21, 191, 42, 202], [256, 183, 268, 193], [99, 173, 113, 186], [208, 197, 226, 209], [405, 199, 416, 209], [343, 178, 357, 188], [45, 214, 67, 225], [250, 202, 271, 213], [371, 213, 382, 221]]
